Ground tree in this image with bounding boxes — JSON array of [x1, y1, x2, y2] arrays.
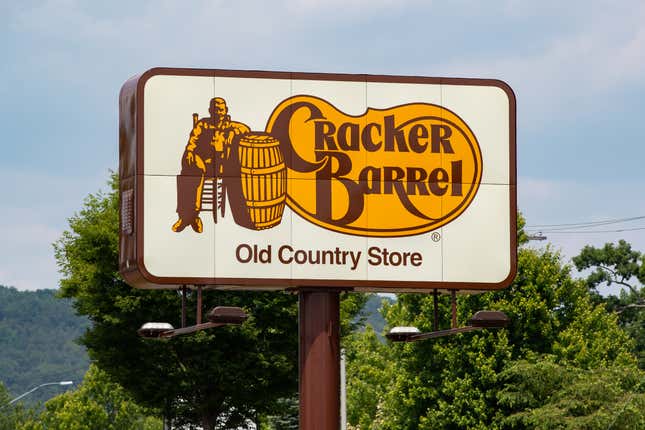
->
[[344, 216, 644, 429], [257, 397, 299, 430], [573, 240, 644, 297], [573, 240, 644, 368], [0, 382, 36, 430], [19, 364, 162, 430], [498, 356, 645, 429], [344, 325, 392, 430], [0, 285, 89, 406], [54, 174, 367, 429]]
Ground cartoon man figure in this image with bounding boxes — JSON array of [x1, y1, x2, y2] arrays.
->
[[172, 97, 250, 233]]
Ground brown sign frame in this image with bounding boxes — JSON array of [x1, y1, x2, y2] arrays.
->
[[119, 67, 517, 292]]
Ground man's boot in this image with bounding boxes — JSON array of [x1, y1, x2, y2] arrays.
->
[[190, 216, 203, 233], [172, 175, 203, 232]]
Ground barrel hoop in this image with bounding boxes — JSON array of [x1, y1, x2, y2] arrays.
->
[[253, 219, 281, 229], [239, 138, 280, 148], [245, 195, 286, 208], [240, 164, 286, 175]]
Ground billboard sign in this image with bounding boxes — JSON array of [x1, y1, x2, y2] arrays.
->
[[119, 68, 516, 292]]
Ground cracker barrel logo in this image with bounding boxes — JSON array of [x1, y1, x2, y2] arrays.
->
[[171, 97, 287, 233], [172, 96, 482, 237]]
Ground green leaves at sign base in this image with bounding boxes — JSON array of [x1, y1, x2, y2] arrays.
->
[[499, 357, 645, 429], [0, 382, 38, 430], [344, 243, 645, 430], [345, 325, 392, 430], [17, 365, 162, 430], [573, 239, 645, 369], [53, 174, 299, 428], [53, 173, 368, 429]]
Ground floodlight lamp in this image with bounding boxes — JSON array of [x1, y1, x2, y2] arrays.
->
[[207, 306, 248, 325], [468, 311, 509, 328], [386, 326, 421, 342], [137, 322, 174, 338]]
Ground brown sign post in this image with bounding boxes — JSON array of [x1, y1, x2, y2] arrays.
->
[[299, 290, 341, 429], [119, 68, 516, 429]]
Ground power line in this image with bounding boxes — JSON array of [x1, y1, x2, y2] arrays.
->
[[527, 226, 645, 235], [527, 215, 645, 229], [538, 222, 645, 232]]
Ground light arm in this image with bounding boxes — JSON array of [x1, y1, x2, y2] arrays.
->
[[6, 381, 73, 406]]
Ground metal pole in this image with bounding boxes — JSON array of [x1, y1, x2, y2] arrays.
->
[[299, 290, 340, 430], [340, 348, 347, 430], [5, 381, 73, 407], [451, 290, 457, 329], [181, 285, 187, 328], [196, 286, 203, 325], [433, 289, 439, 331]]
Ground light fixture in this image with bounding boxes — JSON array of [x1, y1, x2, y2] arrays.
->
[[137, 322, 175, 339], [207, 306, 248, 324], [138, 306, 248, 339], [386, 310, 509, 343]]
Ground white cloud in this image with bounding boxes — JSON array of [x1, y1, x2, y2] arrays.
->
[[519, 175, 645, 297], [5, 0, 427, 82], [1, 213, 60, 244], [519, 176, 645, 223], [0, 219, 62, 290], [3, 0, 645, 292], [8, 0, 643, 106], [430, 2, 645, 128], [0, 167, 109, 290], [519, 176, 645, 267], [0, 167, 108, 216], [292, 0, 417, 13]]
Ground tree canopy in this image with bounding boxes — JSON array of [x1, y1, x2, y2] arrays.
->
[[0, 382, 37, 430], [0, 285, 88, 406], [573, 239, 644, 368], [344, 220, 645, 430], [54, 175, 295, 428], [573, 239, 645, 296], [18, 364, 162, 430], [53, 174, 367, 429], [48, 171, 645, 429]]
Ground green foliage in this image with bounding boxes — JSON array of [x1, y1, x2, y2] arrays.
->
[[573, 240, 644, 368], [54, 174, 366, 429], [358, 295, 394, 339], [341, 292, 370, 337], [345, 245, 645, 429], [499, 357, 645, 429], [258, 397, 298, 430], [0, 382, 37, 430], [553, 301, 636, 369], [53, 175, 297, 428], [516, 212, 529, 246], [18, 364, 162, 430], [0, 285, 89, 406], [573, 240, 644, 295], [345, 326, 392, 430]]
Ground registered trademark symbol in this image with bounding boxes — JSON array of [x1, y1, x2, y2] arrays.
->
[[431, 232, 441, 242]]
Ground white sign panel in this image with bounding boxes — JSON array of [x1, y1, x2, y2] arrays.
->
[[119, 68, 516, 292]]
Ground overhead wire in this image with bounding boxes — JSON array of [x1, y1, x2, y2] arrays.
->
[[526, 215, 645, 236], [527, 215, 645, 229], [537, 226, 645, 234]]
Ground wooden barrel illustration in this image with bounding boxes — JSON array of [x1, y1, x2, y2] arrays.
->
[[237, 133, 287, 230]]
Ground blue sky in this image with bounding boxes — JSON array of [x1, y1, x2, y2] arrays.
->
[[1, 0, 644, 292]]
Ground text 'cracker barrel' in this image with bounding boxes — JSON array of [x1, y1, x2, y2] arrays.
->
[[238, 133, 287, 230]]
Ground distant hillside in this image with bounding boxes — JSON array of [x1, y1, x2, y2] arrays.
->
[[360, 294, 394, 337], [0, 287, 389, 407], [0, 285, 89, 405]]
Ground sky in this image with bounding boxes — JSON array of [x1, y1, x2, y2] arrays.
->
[[1, 0, 644, 294]]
